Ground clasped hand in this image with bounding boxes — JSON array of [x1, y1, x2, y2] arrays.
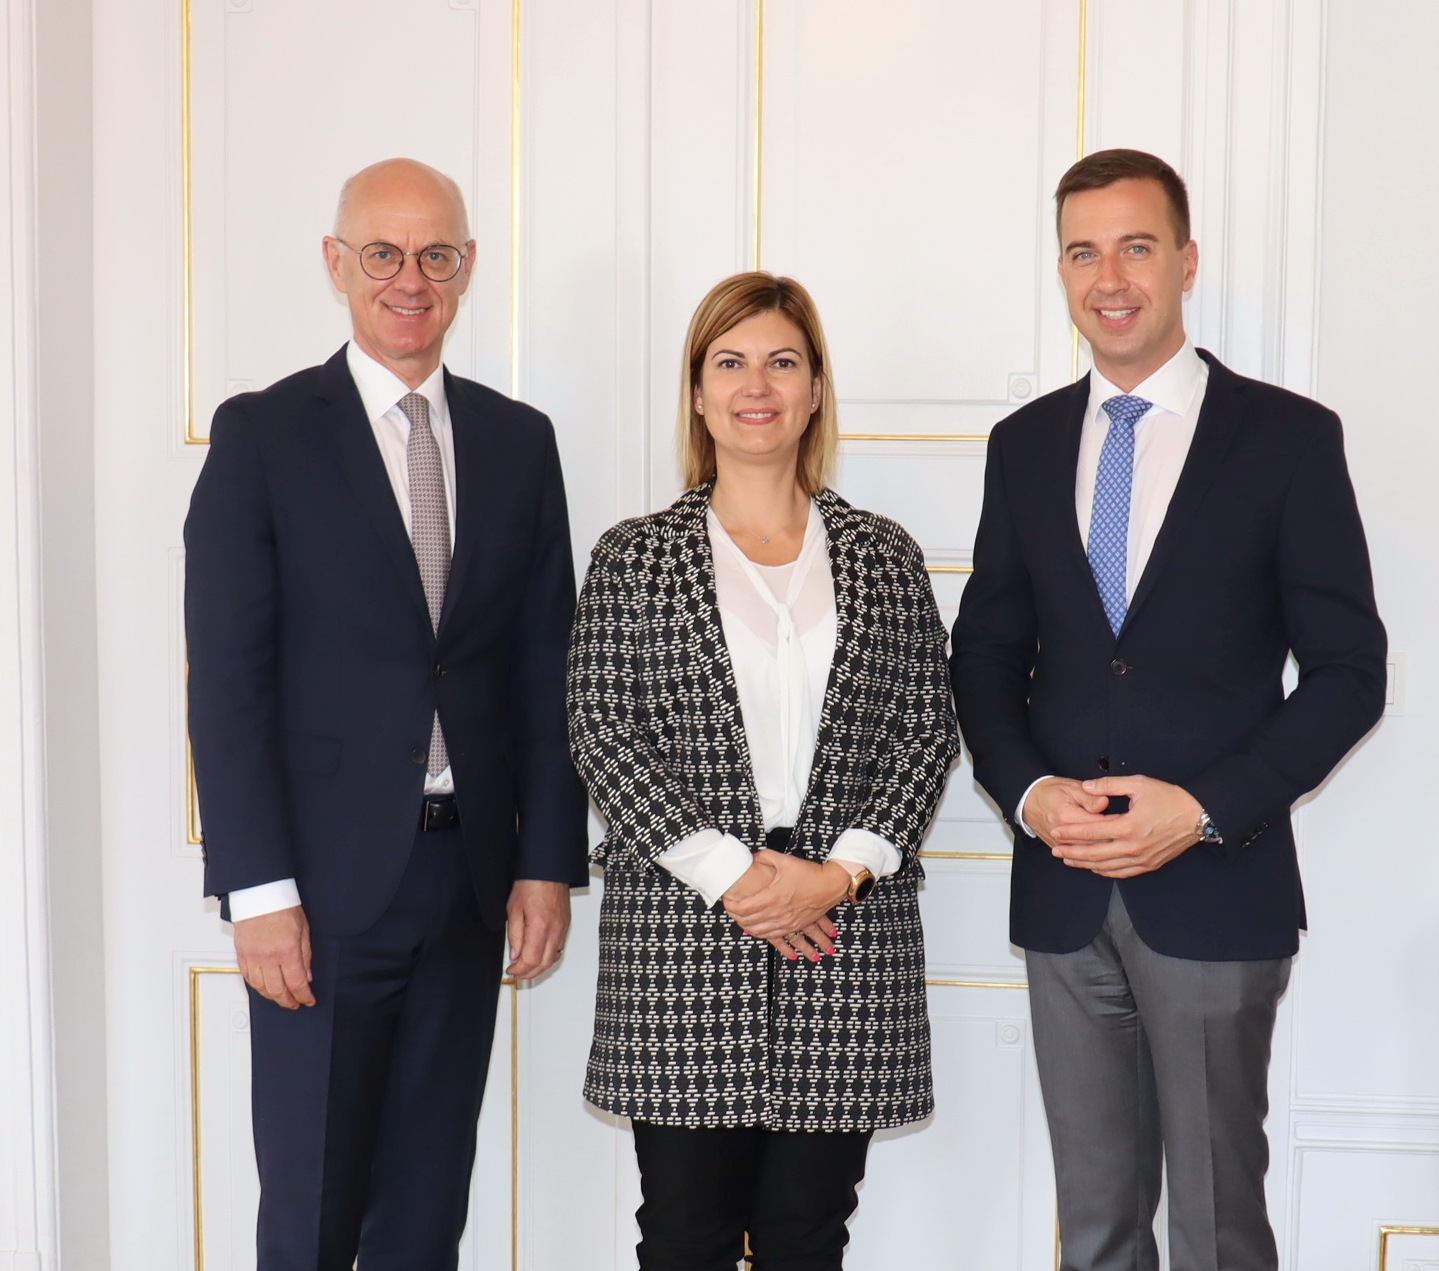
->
[[1024, 774, 1205, 879], [722, 849, 848, 961]]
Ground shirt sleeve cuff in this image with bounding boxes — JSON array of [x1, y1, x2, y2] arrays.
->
[[1014, 776, 1053, 838], [658, 830, 754, 907], [827, 828, 901, 879], [226, 878, 302, 923]]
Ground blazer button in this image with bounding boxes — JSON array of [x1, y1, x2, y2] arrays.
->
[[410, 748, 427, 765], [433, 664, 445, 679], [1110, 658, 1129, 676]]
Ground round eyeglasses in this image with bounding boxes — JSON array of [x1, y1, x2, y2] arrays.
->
[[334, 239, 469, 282]]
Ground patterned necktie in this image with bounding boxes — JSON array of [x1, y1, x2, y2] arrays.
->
[[401, 392, 451, 775], [1086, 394, 1151, 636]]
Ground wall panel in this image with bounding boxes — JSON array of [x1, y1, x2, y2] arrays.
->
[[184, 0, 514, 441]]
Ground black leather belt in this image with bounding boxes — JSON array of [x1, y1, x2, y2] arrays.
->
[[420, 795, 460, 832]]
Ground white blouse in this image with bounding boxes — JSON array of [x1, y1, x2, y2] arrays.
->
[[658, 500, 901, 905]]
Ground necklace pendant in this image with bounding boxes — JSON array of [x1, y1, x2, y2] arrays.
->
[[758, 534, 771, 545]]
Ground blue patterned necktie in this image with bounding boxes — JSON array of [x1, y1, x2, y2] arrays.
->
[[1086, 394, 1152, 635]]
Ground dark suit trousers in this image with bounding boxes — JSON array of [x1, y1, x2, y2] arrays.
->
[[1026, 887, 1290, 1271], [247, 822, 505, 1271]]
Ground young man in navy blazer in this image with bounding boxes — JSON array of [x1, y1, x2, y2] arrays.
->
[[185, 158, 588, 1270], [951, 149, 1386, 1270]]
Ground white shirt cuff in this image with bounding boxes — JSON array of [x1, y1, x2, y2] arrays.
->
[[658, 830, 754, 907], [227, 878, 303, 922], [1015, 776, 1054, 838], [827, 828, 901, 879]]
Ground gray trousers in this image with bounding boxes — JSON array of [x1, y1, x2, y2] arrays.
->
[[1026, 887, 1291, 1271]]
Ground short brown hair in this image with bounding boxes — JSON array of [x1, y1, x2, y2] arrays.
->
[[677, 272, 837, 494], [1054, 148, 1191, 246]]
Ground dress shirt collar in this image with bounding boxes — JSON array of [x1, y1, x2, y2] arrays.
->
[[345, 340, 448, 429], [1087, 339, 1204, 420]]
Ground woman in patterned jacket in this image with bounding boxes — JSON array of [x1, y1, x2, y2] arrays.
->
[[567, 271, 960, 1271]]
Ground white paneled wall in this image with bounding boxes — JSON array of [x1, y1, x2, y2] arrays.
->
[[0, 1, 1408, 1268]]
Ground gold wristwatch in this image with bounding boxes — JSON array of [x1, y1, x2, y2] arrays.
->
[[844, 866, 876, 904]]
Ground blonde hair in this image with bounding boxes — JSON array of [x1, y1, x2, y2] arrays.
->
[[677, 272, 838, 493]]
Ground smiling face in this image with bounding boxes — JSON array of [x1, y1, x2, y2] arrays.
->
[[695, 309, 822, 477], [322, 160, 475, 388], [1058, 177, 1198, 391]]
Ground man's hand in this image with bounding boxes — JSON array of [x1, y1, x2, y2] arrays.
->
[[506, 880, 571, 980], [1048, 775, 1204, 879], [234, 906, 315, 1009], [723, 850, 847, 943], [1022, 777, 1112, 850]]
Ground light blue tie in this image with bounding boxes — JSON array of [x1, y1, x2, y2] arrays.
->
[[1087, 394, 1151, 635]]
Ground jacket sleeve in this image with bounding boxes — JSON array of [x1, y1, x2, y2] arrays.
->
[[949, 427, 1054, 822], [183, 399, 296, 896], [846, 529, 962, 866], [1185, 411, 1387, 851], [508, 420, 591, 886], [566, 530, 720, 870]]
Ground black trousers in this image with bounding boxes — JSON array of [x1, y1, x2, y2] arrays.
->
[[246, 822, 505, 1271], [631, 1122, 874, 1271]]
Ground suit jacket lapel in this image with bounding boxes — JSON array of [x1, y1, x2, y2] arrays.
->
[[1123, 352, 1246, 631], [1038, 377, 1114, 634], [315, 350, 431, 628], [437, 372, 497, 633], [1048, 378, 1094, 586]]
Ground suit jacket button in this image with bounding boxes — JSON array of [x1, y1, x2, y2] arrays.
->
[[433, 664, 444, 679], [1110, 658, 1129, 676], [410, 748, 427, 765]]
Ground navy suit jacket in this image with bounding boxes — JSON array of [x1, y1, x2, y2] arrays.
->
[[185, 347, 589, 936], [950, 351, 1386, 961]]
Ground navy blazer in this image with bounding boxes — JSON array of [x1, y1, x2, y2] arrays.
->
[[950, 351, 1386, 961], [185, 347, 589, 935]]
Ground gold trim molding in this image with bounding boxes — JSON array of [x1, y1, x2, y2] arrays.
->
[[1069, 0, 1089, 384], [839, 432, 991, 445], [1378, 1224, 1439, 1269], [189, 966, 522, 1271], [926, 978, 1028, 990]]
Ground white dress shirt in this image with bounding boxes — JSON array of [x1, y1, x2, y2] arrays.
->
[[227, 341, 459, 922], [1015, 340, 1209, 833], [658, 501, 902, 907]]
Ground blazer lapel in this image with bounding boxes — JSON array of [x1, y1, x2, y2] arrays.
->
[[315, 350, 431, 628], [791, 491, 867, 843], [1047, 378, 1095, 586], [436, 372, 499, 633], [1035, 377, 1114, 634], [1122, 352, 1246, 631], [665, 484, 767, 844]]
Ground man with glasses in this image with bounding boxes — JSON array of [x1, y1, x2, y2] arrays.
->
[[185, 158, 587, 1270]]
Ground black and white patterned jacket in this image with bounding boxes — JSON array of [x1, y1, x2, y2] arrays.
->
[[567, 482, 960, 1132]]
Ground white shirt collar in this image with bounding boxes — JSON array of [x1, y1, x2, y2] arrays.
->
[[345, 341, 447, 427], [1088, 339, 1204, 419]]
